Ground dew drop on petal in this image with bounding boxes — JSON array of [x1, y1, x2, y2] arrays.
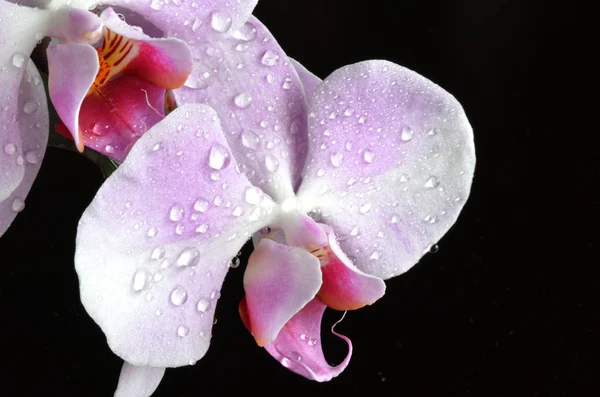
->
[[424, 176, 440, 189], [234, 92, 253, 109], [147, 227, 158, 237], [210, 290, 221, 300], [25, 150, 39, 164], [191, 18, 202, 32], [308, 338, 318, 347], [261, 50, 280, 66], [4, 143, 16, 155], [359, 202, 371, 214], [232, 206, 244, 217], [196, 224, 208, 234], [265, 154, 279, 172], [196, 298, 211, 313], [151, 246, 165, 260], [363, 149, 375, 163], [229, 257, 241, 268], [193, 198, 210, 212], [210, 10, 232, 33], [169, 204, 185, 221], [23, 100, 38, 114], [170, 286, 188, 306], [208, 143, 231, 170], [12, 198, 25, 212], [370, 250, 382, 260], [132, 269, 149, 291], [343, 108, 355, 117], [177, 247, 200, 267], [400, 126, 414, 141], [177, 325, 190, 337], [330, 152, 343, 167], [241, 129, 260, 150], [233, 21, 257, 41], [12, 53, 25, 68]]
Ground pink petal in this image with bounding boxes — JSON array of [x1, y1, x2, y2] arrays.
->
[[100, 8, 193, 90], [316, 224, 386, 311], [243, 238, 322, 346], [65, 74, 165, 162], [0, 59, 49, 237], [296, 61, 476, 280], [75, 104, 277, 367], [242, 298, 352, 382], [114, 362, 165, 397], [173, 15, 309, 202], [290, 58, 321, 99], [0, 1, 49, 202], [47, 43, 99, 151]]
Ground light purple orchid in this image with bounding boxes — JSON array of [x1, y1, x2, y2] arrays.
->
[[72, 1, 475, 395]]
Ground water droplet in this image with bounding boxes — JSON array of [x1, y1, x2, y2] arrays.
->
[[160, 259, 171, 269], [155, 309, 162, 316], [350, 226, 360, 236], [229, 257, 240, 268], [213, 195, 223, 206], [265, 155, 279, 172], [241, 129, 260, 150], [233, 21, 257, 41], [169, 204, 185, 221], [184, 73, 209, 89], [234, 92, 253, 109], [259, 120, 269, 128], [359, 202, 372, 214], [145, 292, 154, 302], [147, 227, 158, 237], [177, 247, 200, 267], [170, 286, 188, 306], [282, 77, 292, 90], [363, 149, 375, 163], [153, 272, 163, 282], [266, 73, 275, 84], [299, 334, 307, 341], [189, 359, 197, 365], [290, 119, 301, 135], [330, 152, 343, 167], [25, 150, 39, 164], [308, 338, 318, 347], [193, 198, 209, 212], [424, 214, 438, 224], [358, 116, 366, 124], [345, 141, 354, 151], [245, 186, 261, 205], [343, 108, 355, 117], [210, 171, 221, 181], [132, 269, 149, 291], [105, 145, 115, 153], [196, 298, 211, 312], [261, 50, 280, 66], [150, 0, 162, 10], [151, 247, 165, 260], [4, 143, 16, 155], [12, 198, 25, 212], [208, 143, 231, 170], [210, 290, 221, 300], [232, 206, 244, 217], [424, 176, 440, 189], [400, 174, 409, 183], [191, 18, 202, 32], [290, 351, 302, 361], [196, 224, 208, 234], [401, 126, 414, 141], [347, 177, 356, 186], [23, 100, 38, 114], [390, 214, 400, 224], [317, 168, 326, 177], [370, 250, 382, 260], [210, 10, 232, 33], [177, 325, 190, 337], [12, 53, 25, 68], [235, 43, 248, 52], [429, 244, 439, 253], [428, 128, 437, 136]]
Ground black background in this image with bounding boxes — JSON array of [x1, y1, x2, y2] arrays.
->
[[1, 0, 596, 396]]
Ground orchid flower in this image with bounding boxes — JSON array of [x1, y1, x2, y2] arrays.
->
[[0, 0, 195, 236], [73, 2, 475, 395]]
